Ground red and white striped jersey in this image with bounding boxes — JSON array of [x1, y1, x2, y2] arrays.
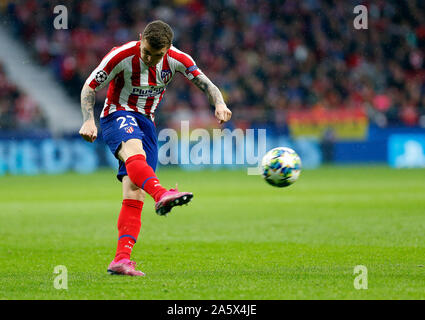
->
[[85, 40, 203, 120]]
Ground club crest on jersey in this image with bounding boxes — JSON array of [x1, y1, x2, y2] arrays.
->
[[161, 69, 172, 83], [95, 70, 108, 83], [125, 126, 134, 134]]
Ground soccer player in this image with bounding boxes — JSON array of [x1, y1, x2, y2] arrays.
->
[[78, 20, 232, 276]]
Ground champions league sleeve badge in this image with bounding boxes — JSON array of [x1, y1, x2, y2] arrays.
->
[[95, 70, 108, 83]]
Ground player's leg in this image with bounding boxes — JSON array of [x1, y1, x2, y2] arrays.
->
[[100, 112, 149, 276], [118, 138, 193, 215], [114, 177, 145, 262], [122, 175, 147, 201], [107, 177, 146, 276], [117, 138, 168, 201]]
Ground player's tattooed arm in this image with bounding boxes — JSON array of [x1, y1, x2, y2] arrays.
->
[[80, 84, 96, 122], [191, 74, 224, 105], [191, 74, 232, 123], [79, 84, 98, 142]]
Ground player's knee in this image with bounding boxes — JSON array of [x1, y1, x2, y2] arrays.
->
[[118, 139, 146, 162]]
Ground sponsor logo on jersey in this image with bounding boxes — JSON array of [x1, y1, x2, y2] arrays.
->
[[161, 69, 172, 84], [125, 126, 134, 134], [131, 86, 165, 97]]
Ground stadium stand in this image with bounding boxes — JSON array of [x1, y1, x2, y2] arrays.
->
[[0, 61, 47, 131], [2, 0, 425, 130]]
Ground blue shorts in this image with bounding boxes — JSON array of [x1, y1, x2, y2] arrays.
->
[[100, 110, 158, 182]]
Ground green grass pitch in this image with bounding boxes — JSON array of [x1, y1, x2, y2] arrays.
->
[[0, 166, 424, 300]]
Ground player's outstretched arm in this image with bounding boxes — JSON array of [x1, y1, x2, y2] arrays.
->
[[191, 74, 232, 124], [79, 83, 98, 143]]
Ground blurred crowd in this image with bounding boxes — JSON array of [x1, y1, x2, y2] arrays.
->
[[2, 0, 425, 130], [0, 62, 47, 131]]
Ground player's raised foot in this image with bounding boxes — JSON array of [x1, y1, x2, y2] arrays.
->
[[155, 186, 193, 216], [107, 258, 145, 276]]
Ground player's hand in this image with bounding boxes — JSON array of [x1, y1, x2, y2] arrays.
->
[[215, 103, 232, 124], [79, 120, 98, 143]]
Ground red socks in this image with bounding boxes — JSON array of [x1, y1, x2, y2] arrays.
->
[[114, 199, 143, 262], [125, 154, 167, 202], [114, 154, 168, 262]]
